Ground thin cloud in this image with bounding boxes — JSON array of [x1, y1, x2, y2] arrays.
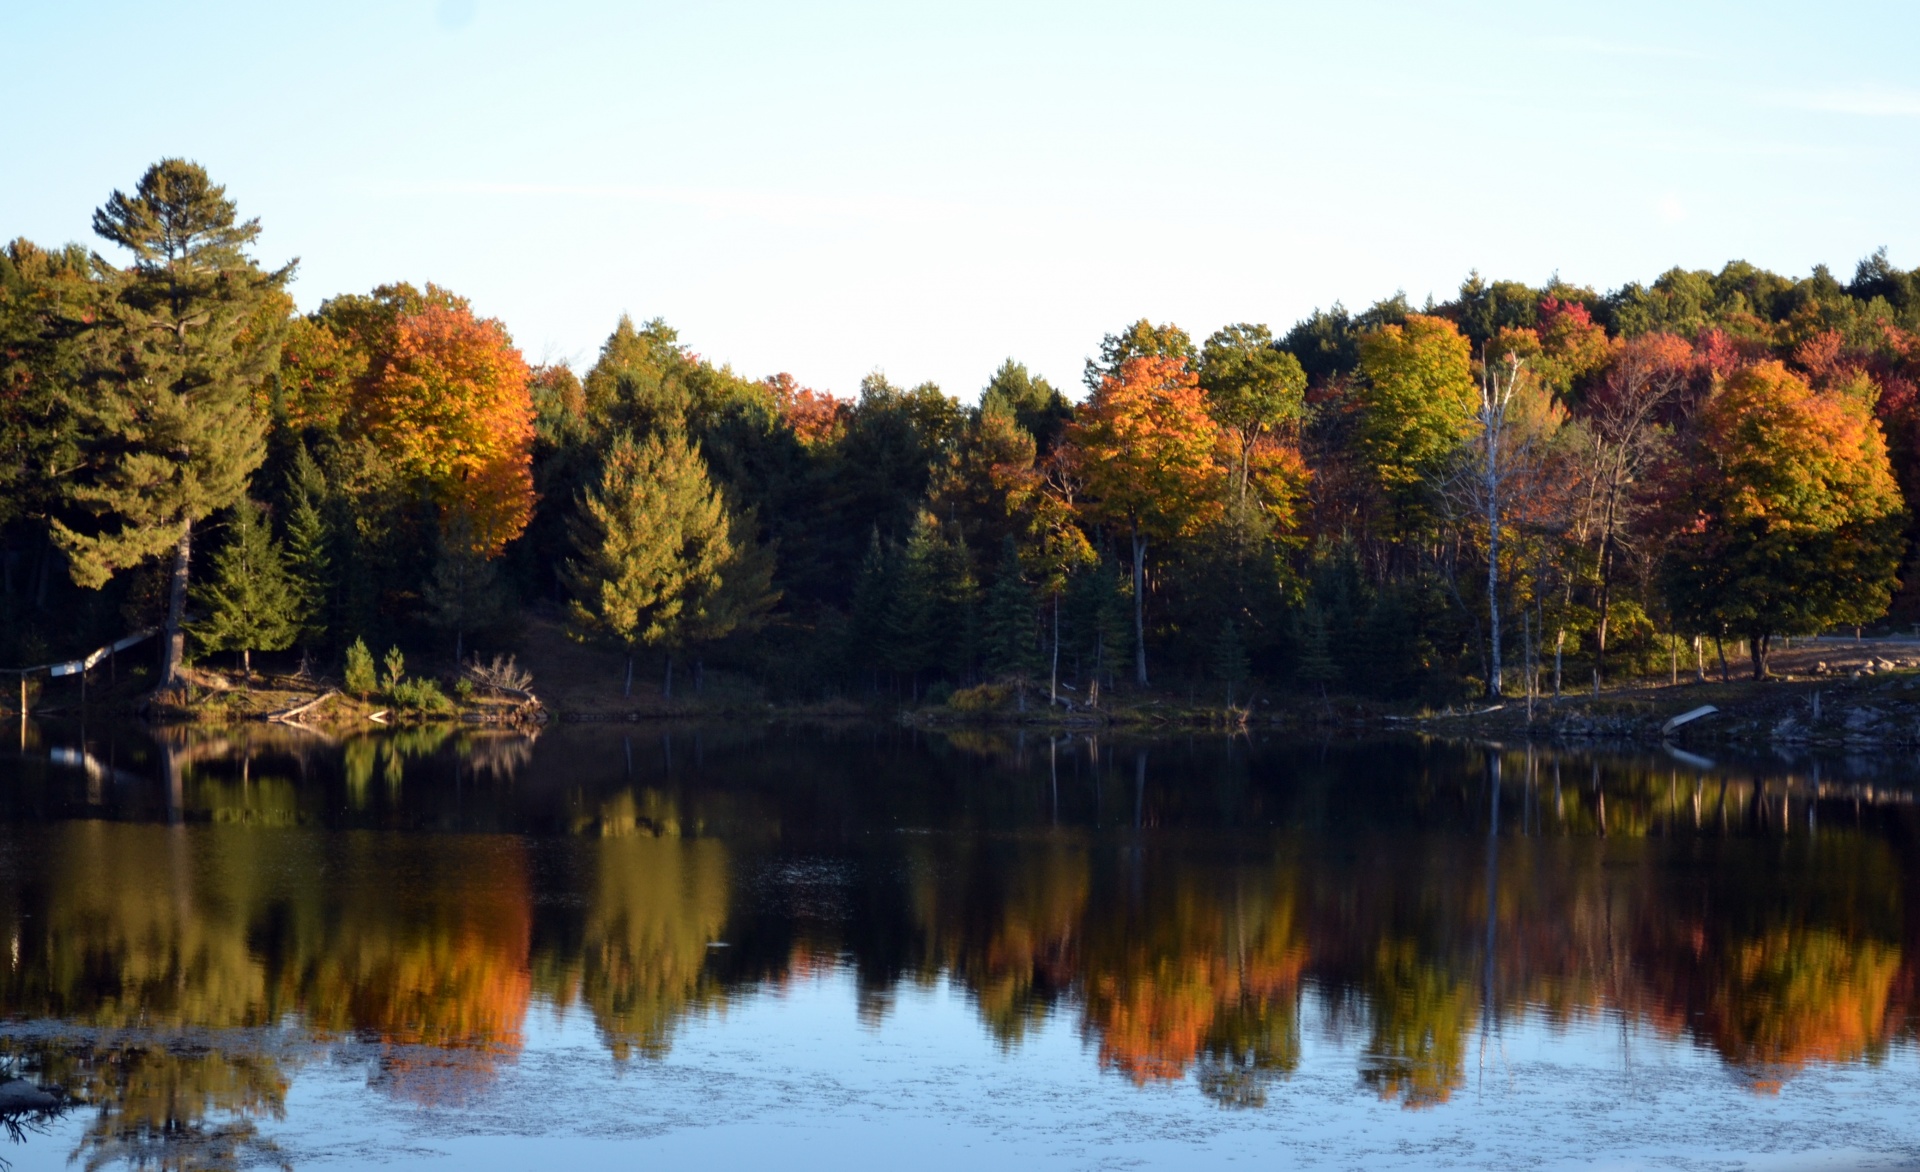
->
[[1532, 35, 1709, 61], [1788, 85, 1920, 117], [365, 179, 989, 229]]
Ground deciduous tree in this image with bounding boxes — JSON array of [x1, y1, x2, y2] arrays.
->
[[351, 293, 535, 556], [1660, 361, 1905, 677], [1199, 324, 1307, 507], [1065, 355, 1223, 685], [1355, 315, 1476, 529]]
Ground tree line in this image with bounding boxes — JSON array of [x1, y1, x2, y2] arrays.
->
[[4, 158, 1916, 702]]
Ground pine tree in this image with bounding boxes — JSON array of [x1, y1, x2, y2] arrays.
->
[[1093, 559, 1136, 690], [53, 160, 292, 688], [847, 527, 895, 689], [982, 538, 1040, 682], [563, 430, 732, 698], [189, 500, 301, 681], [939, 530, 980, 681], [682, 503, 781, 692], [1294, 603, 1337, 701], [885, 513, 947, 689], [424, 509, 507, 663], [281, 442, 333, 648], [1212, 617, 1251, 706], [343, 636, 377, 697]]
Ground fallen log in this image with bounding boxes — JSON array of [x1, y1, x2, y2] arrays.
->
[[267, 689, 339, 724], [1661, 704, 1718, 736]]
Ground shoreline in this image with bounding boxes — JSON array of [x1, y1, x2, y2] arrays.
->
[[16, 637, 1920, 759]]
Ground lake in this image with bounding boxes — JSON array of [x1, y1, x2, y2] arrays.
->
[[0, 720, 1915, 1170]]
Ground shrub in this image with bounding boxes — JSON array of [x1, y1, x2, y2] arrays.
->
[[464, 652, 533, 693], [388, 677, 452, 714], [344, 638, 377, 697], [947, 683, 1010, 713], [454, 677, 475, 701]]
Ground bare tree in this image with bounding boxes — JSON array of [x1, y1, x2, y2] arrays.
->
[[1439, 353, 1565, 698], [1568, 339, 1686, 679]]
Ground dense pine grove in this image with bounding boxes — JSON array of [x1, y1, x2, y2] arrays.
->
[[6, 159, 1919, 705]]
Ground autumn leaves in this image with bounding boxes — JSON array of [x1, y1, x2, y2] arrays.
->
[[7, 158, 1916, 700]]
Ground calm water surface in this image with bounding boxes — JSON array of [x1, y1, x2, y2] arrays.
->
[[0, 721, 1916, 1170]]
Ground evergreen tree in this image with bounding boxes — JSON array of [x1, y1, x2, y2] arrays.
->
[[939, 530, 980, 681], [424, 509, 508, 663], [1212, 617, 1251, 706], [0, 240, 101, 534], [1092, 558, 1136, 689], [280, 442, 333, 648], [53, 160, 292, 688], [846, 527, 896, 689], [563, 430, 733, 698], [980, 358, 1072, 453], [982, 539, 1040, 681], [343, 636, 377, 697], [188, 500, 301, 680], [682, 503, 781, 691], [884, 513, 947, 689], [1293, 604, 1338, 701]]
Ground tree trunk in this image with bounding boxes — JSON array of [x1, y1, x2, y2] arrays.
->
[[623, 654, 634, 699], [160, 521, 192, 689], [1480, 381, 1505, 701], [454, 630, 464, 666], [1050, 591, 1060, 706], [1749, 633, 1770, 680], [1595, 490, 1618, 680], [1554, 628, 1564, 699], [1131, 525, 1148, 687], [1522, 610, 1533, 719], [1715, 637, 1730, 683], [241, 648, 251, 684], [696, 658, 705, 694], [664, 656, 674, 700], [1486, 489, 1502, 698]]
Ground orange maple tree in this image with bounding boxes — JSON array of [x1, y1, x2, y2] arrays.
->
[[352, 300, 536, 555], [765, 371, 845, 445], [1660, 359, 1905, 677], [1064, 354, 1224, 685]]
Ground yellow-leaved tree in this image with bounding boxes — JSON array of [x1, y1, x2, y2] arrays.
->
[[1064, 355, 1223, 686]]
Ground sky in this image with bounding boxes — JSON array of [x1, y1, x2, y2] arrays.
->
[[4, 1, 1919, 401]]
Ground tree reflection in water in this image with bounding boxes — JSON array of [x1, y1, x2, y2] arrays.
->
[[0, 1037, 291, 1172], [0, 722, 1914, 1149]]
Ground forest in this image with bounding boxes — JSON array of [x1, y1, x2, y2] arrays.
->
[[5, 158, 1919, 706]]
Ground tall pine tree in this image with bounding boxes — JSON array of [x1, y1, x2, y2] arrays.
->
[[53, 160, 292, 687]]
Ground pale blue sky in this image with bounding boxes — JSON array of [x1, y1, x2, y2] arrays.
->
[[4, 1, 1917, 399]]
